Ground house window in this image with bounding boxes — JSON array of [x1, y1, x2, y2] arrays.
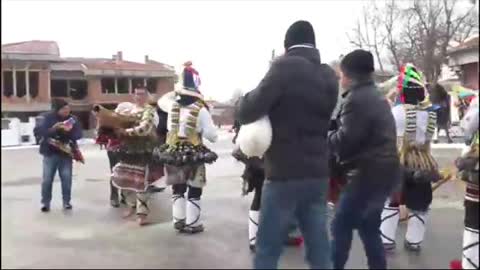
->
[[29, 72, 39, 98], [3, 71, 14, 97], [147, 78, 158, 94], [69, 80, 88, 100], [16, 71, 26, 97], [117, 78, 129, 94], [101, 78, 115, 94], [132, 78, 145, 90], [51, 80, 68, 97]]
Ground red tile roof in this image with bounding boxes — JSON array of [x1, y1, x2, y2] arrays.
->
[[82, 59, 171, 71], [1, 40, 60, 55], [2, 40, 174, 73]]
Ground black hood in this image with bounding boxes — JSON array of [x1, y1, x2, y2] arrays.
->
[[286, 46, 321, 65]]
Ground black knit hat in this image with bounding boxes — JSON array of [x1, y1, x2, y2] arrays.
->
[[340, 49, 375, 77], [51, 98, 69, 112], [284, 20, 316, 50]]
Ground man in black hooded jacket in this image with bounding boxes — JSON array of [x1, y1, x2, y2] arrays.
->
[[236, 20, 338, 269]]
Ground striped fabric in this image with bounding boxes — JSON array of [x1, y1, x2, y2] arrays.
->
[[167, 100, 204, 146], [400, 105, 438, 172]]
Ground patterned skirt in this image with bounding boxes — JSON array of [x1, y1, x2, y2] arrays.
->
[[110, 138, 164, 192]]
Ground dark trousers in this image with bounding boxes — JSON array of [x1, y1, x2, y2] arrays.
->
[[331, 163, 400, 269]]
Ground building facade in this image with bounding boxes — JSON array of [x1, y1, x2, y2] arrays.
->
[[448, 36, 479, 90], [2, 40, 176, 131]]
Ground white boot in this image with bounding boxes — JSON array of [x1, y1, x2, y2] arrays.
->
[[405, 210, 428, 251], [380, 203, 400, 250], [172, 194, 186, 230], [249, 210, 259, 252], [184, 198, 204, 234], [462, 227, 479, 269]]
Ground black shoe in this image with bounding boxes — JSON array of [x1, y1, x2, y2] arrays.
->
[[63, 203, 73, 210], [249, 244, 256, 253], [174, 220, 186, 231], [41, 205, 50, 213], [181, 224, 204, 234]]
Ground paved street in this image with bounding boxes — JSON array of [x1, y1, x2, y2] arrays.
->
[[1, 131, 467, 269]]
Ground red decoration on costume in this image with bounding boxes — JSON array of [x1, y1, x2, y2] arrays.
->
[[449, 259, 462, 269], [184, 66, 199, 75]]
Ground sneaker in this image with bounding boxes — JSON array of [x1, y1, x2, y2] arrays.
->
[[63, 203, 73, 210], [41, 205, 50, 213]]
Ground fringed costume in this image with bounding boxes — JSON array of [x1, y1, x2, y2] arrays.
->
[[156, 61, 218, 234], [380, 64, 441, 251]]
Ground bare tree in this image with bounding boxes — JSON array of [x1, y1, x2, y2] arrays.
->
[[349, 0, 478, 82], [347, 2, 386, 72]]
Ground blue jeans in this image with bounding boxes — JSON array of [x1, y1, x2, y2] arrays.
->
[[41, 154, 73, 206], [331, 165, 400, 269], [254, 178, 330, 269]]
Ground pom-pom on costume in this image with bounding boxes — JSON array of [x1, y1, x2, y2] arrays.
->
[[380, 64, 440, 251], [157, 62, 218, 234]]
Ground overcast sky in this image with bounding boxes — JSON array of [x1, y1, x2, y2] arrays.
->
[[3, 0, 376, 101]]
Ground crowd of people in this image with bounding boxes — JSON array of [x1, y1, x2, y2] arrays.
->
[[33, 20, 478, 269]]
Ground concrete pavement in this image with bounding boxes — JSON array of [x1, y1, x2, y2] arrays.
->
[[1, 132, 467, 269]]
